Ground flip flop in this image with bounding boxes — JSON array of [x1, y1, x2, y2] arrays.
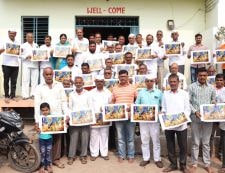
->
[[53, 161, 65, 168]]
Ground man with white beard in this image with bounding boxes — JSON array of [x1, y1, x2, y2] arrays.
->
[[89, 75, 112, 161]]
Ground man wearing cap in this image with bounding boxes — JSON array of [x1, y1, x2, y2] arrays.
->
[[0, 29, 20, 102], [135, 76, 163, 168], [127, 33, 137, 46], [169, 30, 185, 74], [89, 75, 112, 161]]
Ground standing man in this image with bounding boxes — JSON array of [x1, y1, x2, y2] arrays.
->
[[20, 32, 39, 99], [0, 29, 20, 102], [111, 70, 137, 163], [187, 33, 208, 83], [188, 69, 216, 173], [73, 28, 89, 67], [118, 35, 126, 46], [135, 77, 163, 168], [40, 35, 53, 84], [155, 30, 166, 89], [35, 67, 67, 169], [162, 74, 191, 173], [67, 76, 90, 165], [89, 75, 112, 161], [169, 30, 185, 74], [138, 63, 148, 75], [95, 32, 103, 53]]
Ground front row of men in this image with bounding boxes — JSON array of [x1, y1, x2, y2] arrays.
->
[[35, 67, 225, 173]]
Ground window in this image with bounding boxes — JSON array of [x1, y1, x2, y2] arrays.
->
[[21, 16, 49, 45]]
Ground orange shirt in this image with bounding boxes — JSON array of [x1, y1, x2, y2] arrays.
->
[[219, 44, 225, 69], [112, 83, 137, 105]]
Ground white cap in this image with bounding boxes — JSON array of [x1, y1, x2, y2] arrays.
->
[[171, 30, 178, 34], [128, 33, 136, 38], [95, 75, 104, 80], [8, 28, 17, 33], [145, 75, 156, 80]]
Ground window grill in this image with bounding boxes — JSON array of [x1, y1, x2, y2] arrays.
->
[[21, 16, 49, 45]]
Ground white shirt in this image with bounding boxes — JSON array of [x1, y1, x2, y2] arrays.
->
[[163, 72, 187, 90], [143, 43, 160, 78], [73, 37, 89, 67], [161, 89, 191, 131], [34, 81, 68, 123], [168, 41, 185, 66], [215, 87, 225, 130], [89, 87, 112, 113], [40, 44, 52, 68], [20, 42, 39, 68], [61, 65, 82, 81], [96, 43, 104, 53], [69, 89, 90, 111], [154, 41, 165, 67], [0, 38, 20, 66]]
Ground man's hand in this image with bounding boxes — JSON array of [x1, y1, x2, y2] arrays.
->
[[195, 111, 201, 119]]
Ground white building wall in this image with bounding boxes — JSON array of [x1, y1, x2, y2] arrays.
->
[[0, 0, 206, 96]]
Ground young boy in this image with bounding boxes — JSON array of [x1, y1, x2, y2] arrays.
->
[[35, 102, 53, 173]]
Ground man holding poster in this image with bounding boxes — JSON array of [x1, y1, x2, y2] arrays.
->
[[188, 69, 216, 173], [111, 69, 137, 163], [161, 74, 190, 173], [89, 75, 112, 161], [135, 76, 163, 168]]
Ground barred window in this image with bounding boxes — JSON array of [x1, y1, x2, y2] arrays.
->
[[21, 16, 49, 45]]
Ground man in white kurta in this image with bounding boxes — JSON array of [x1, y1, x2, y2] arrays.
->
[[68, 76, 91, 165], [89, 75, 112, 160], [34, 67, 67, 168], [20, 32, 39, 99]]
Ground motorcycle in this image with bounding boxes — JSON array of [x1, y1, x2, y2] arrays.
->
[[0, 110, 40, 172]]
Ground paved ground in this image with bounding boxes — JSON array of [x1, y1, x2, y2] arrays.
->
[[0, 125, 223, 173]]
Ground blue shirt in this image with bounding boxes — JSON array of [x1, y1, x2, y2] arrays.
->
[[135, 88, 162, 109]]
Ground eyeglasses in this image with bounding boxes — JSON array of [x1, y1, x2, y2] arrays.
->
[[104, 72, 112, 75]]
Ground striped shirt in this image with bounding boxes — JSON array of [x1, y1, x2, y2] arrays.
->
[[112, 83, 137, 104], [188, 81, 216, 123]]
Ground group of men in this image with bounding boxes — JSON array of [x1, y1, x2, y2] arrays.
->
[[1, 28, 225, 173]]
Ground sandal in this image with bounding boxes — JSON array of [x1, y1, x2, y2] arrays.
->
[[80, 157, 87, 164], [53, 160, 65, 168]]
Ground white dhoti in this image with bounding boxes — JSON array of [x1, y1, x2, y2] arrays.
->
[[90, 127, 109, 157], [140, 122, 161, 161]]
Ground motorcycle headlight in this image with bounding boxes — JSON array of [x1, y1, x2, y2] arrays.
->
[[10, 132, 18, 138]]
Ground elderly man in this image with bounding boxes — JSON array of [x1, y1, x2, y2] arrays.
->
[[162, 74, 191, 173], [135, 76, 163, 168], [169, 30, 185, 74], [111, 69, 137, 163], [35, 67, 67, 169], [20, 32, 39, 99], [163, 63, 187, 91], [0, 29, 20, 103], [67, 76, 91, 165], [89, 75, 112, 161], [188, 69, 216, 173]]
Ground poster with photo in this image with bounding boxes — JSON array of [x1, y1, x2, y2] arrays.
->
[[104, 79, 119, 92], [86, 58, 104, 71], [207, 76, 215, 86], [122, 45, 139, 56], [91, 113, 112, 128], [214, 49, 225, 64], [131, 104, 158, 122], [53, 45, 71, 58], [109, 52, 124, 65], [4, 43, 20, 56], [31, 49, 48, 61], [82, 74, 95, 87], [135, 48, 152, 61], [191, 50, 210, 64], [54, 70, 72, 82], [70, 109, 96, 126], [159, 112, 191, 130], [103, 104, 128, 122], [164, 43, 182, 56], [39, 115, 67, 134], [115, 64, 136, 78], [200, 103, 225, 122]]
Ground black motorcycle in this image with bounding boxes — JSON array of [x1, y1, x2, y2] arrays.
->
[[0, 110, 40, 172]]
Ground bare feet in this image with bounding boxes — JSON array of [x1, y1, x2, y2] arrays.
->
[[189, 165, 197, 173], [4, 97, 10, 103], [118, 157, 124, 163], [204, 166, 214, 173], [128, 158, 134, 163]]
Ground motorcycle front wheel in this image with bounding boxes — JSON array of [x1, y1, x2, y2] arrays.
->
[[8, 143, 40, 173]]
